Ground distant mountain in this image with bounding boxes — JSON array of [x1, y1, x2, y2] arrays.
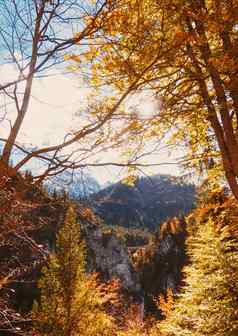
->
[[46, 171, 101, 199], [0, 145, 101, 199], [90, 174, 196, 230]]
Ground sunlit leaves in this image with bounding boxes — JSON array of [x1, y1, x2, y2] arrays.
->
[[62, 0, 238, 196], [159, 213, 238, 336], [34, 206, 114, 336]]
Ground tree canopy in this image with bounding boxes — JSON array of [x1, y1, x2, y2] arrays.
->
[[159, 216, 238, 336], [68, 0, 238, 198], [1, 0, 238, 200], [0, 0, 147, 183]]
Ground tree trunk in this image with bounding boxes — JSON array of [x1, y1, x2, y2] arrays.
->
[[1, 2, 45, 166], [185, 12, 238, 200]]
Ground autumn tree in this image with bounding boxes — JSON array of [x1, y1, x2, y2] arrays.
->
[[70, 0, 238, 199], [0, 1, 115, 181], [0, 0, 164, 185], [159, 216, 238, 336], [34, 206, 114, 336]]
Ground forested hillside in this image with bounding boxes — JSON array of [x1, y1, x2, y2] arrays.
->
[[0, 176, 143, 334], [91, 174, 195, 230]]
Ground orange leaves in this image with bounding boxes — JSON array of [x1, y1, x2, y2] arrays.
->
[[61, 0, 238, 202], [104, 8, 125, 32], [64, 53, 83, 63], [0, 275, 10, 290], [69, 54, 81, 63], [209, 53, 238, 73], [80, 207, 97, 223], [90, 275, 122, 307], [172, 31, 190, 48], [154, 288, 174, 319], [0, 176, 9, 188], [64, 1, 162, 90]]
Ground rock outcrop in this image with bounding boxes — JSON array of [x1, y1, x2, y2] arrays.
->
[[82, 219, 141, 297]]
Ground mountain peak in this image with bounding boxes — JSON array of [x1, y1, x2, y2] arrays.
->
[[90, 174, 195, 230]]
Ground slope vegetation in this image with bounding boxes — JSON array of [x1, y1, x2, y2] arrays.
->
[[91, 174, 196, 230]]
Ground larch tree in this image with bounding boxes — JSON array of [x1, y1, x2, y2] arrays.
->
[[159, 216, 238, 336], [34, 206, 114, 336], [69, 0, 238, 199]]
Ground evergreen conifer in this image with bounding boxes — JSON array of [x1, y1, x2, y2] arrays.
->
[[159, 217, 238, 336], [34, 206, 113, 336]]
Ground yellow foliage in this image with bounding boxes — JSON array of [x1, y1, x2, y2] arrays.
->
[[121, 175, 138, 187], [62, 0, 238, 200], [34, 207, 115, 336]]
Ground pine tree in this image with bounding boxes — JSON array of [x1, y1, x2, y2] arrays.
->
[[159, 217, 238, 336], [34, 206, 114, 336]]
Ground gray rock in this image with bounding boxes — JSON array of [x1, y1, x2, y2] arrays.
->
[[81, 219, 142, 297]]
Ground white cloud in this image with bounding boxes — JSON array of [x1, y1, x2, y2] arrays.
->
[[0, 63, 20, 84], [0, 64, 180, 183], [126, 90, 159, 118], [0, 64, 91, 147], [21, 73, 89, 146]]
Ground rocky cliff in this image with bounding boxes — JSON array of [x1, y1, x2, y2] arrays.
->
[[82, 218, 141, 296]]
